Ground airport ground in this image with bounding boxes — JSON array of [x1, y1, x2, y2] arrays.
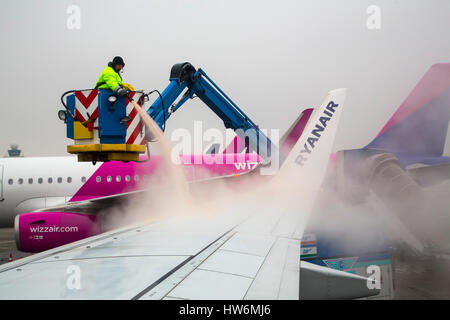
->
[[0, 228, 31, 264], [391, 246, 450, 299], [1, 228, 450, 299]]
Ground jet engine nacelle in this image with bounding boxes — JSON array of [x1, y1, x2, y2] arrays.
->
[[15, 212, 102, 253], [333, 150, 422, 203]]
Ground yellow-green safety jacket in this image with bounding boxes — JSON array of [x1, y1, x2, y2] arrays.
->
[[95, 66, 122, 91]]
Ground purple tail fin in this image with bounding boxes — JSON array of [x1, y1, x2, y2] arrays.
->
[[222, 135, 247, 154], [279, 108, 314, 157], [365, 63, 450, 164]]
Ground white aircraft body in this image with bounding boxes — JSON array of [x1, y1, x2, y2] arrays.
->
[[0, 157, 96, 226]]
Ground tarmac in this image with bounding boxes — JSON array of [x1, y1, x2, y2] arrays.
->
[[0, 228, 31, 264]]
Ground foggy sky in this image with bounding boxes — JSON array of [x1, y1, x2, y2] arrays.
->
[[0, 0, 449, 157]]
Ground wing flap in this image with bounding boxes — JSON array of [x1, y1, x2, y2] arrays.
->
[[166, 269, 253, 300], [244, 237, 298, 300]]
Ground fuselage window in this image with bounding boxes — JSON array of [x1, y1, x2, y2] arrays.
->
[[81, 176, 87, 183], [38, 178, 43, 184], [28, 178, 33, 184], [107, 176, 112, 182], [48, 177, 53, 184], [18, 178, 23, 185], [143, 175, 148, 181], [116, 175, 121, 182], [96, 176, 101, 183], [125, 175, 131, 182], [134, 175, 139, 182], [8, 179, 13, 185], [57, 177, 62, 183], [67, 177, 72, 183]]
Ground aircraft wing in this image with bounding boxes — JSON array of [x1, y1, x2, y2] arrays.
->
[[0, 89, 364, 300]]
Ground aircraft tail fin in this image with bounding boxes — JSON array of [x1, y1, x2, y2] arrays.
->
[[221, 136, 246, 154], [279, 108, 314, 157], [366, 63, 450, 157]]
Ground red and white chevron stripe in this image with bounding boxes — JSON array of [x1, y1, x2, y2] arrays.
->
[[125, 92, 146, 145], [74, 90, 145, 145], [74, 90, 99, 123]]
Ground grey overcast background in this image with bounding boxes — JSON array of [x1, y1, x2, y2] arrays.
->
[[0, 0, 449, 156]]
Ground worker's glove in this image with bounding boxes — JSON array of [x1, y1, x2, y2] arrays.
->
[[114, 86, 128, 97], [121, 83, 135, 92]]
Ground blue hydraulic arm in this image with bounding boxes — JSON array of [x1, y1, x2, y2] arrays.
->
[[146, 62, 276, 162]]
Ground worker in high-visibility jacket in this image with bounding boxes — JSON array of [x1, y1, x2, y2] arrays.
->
[[95, 56, 134, 96]]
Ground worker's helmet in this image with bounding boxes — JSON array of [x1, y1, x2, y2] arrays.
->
[[111, 56, 125, 67]]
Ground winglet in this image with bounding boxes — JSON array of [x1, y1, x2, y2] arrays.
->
[[277, 88, 347, 191]]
